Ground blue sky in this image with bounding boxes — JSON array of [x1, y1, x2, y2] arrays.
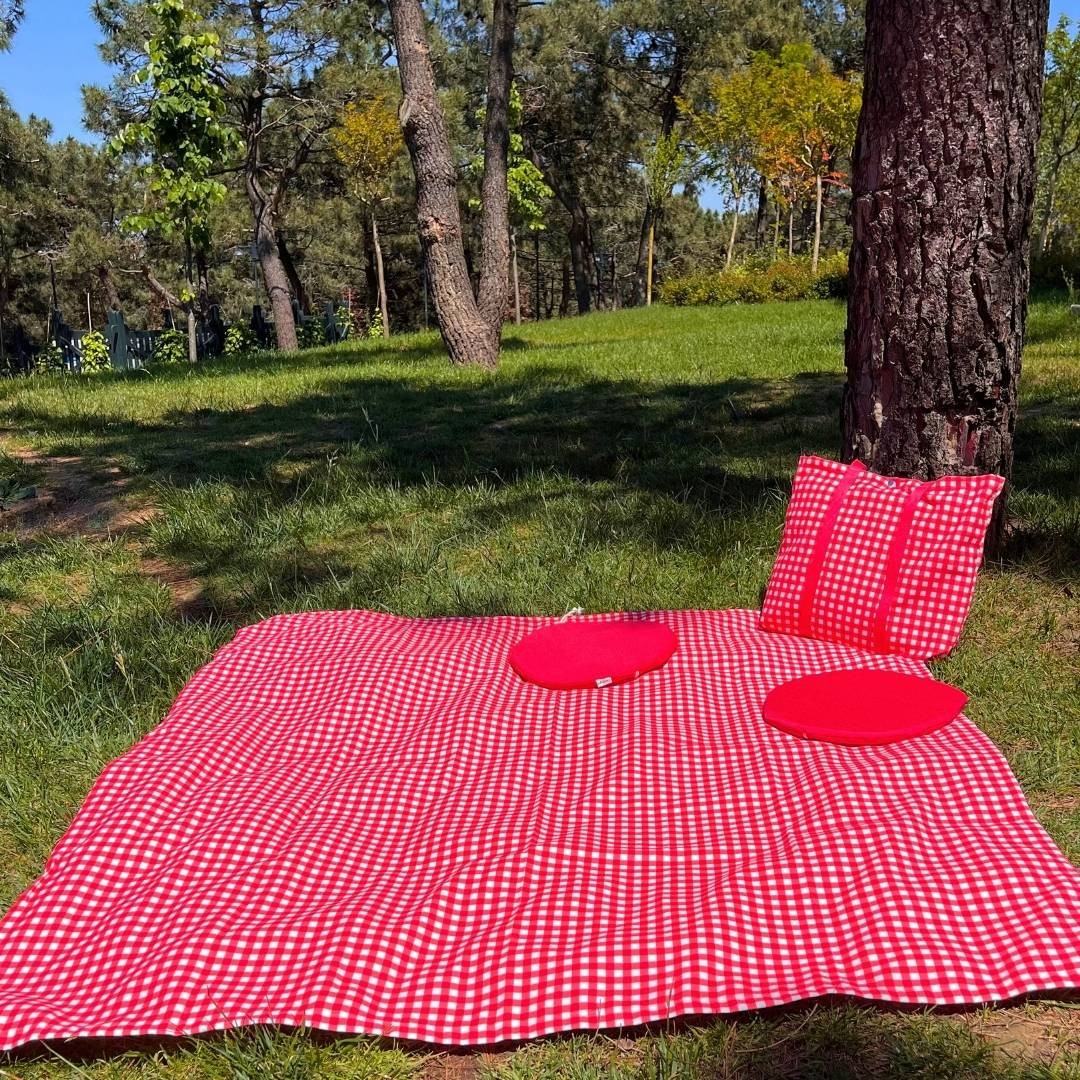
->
[[3, 0, 1080, 214]]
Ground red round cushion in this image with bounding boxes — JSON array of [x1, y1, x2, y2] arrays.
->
[[509, 619, 678, 690], [762, 669, 967, 746]]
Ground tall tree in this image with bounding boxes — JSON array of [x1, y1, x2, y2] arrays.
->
[[334, 94, 405, 337], [756, 44, 860, 271], [92, 0, 363, 351], [516, 0, 622, 315], [389, 0, 517, 366], [1037, 18, 1080, 253], [843, 0, 1049, 551], [682, 57, 772, 269], [613, 0, 797, 303], [641, 131, 686, 299], [113, 0, 237, 363]]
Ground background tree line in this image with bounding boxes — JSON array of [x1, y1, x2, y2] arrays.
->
[[1, 0, 1076, 362], [0, 0, 868, 357]]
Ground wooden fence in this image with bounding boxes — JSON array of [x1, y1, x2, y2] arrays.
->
[[2, 301, 351, 376]]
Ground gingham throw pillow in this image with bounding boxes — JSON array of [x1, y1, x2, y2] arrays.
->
[[760, 455, 1005, 659]]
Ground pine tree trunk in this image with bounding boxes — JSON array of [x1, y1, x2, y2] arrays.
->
[[559, 256, 571, 316], [787, 211, 794, 256], [843, 0, 1049, 553], [754, 176, 769, 248], [372, 212, 391, 337], [646, 221, 655, 306], [390, 0, 516, 366], [276, 229, 311, 315], [511, 231, 521, 324], [245, 170, 298, 351], [568, 204, 594, 314], [184, 233, 197, 364]]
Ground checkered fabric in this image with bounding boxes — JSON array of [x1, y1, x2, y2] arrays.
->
[[760, 455, 1005, 658], [1, 608, 1078, 1051]]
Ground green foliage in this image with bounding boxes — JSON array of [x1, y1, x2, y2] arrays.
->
[[469, 84, 553, 231], [223, 322, 256, 358], [0, 0, 22, 50], [367, 307, 384, 339], [33, 343, 66, 375], [1039, 17, 1080, 254], [658, 252, 848, 306], [334, 306, 353, 341], [80, 330, 111, 372], [111, 0, 238, 255], [296, 318, 325, 349], [642, 130, 688, 212], [152, 328, 188, 365]]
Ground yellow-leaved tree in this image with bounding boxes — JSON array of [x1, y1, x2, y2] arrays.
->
[[681, 58, 772, 269], [333, 95, 405, 337], [756, 45, 860, 272]]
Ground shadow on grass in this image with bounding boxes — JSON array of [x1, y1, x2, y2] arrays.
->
[[5, 352, 1076, 620]]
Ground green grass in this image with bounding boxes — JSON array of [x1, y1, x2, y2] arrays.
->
[[0, 299, 1077, 1077]]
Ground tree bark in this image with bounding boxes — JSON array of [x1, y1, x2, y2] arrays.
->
[[725, 201, 740, 271], [372, 212, 391, 337], [559, 255, 571, 316], [241, 0, 299, 353], [567, 203, 594, 314], [843, 0, 1049, 553], [811, 174, 823, 273], [754, 176, 769, 248], [646, 220, 655, 305], [1038, 172, 1057, 252], [276, 229, 311, 315], [511, 230, 521, 324], [246, 168, 298, 351], [97, 265, 122, 312], [389, 0, 516, 366]]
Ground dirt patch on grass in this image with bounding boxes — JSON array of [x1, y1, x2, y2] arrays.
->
[[0, 444, 219, 620], [421, 1051, 512, 1078], [961, 1002, 1080, 1066], [0, 446, 158, 540]]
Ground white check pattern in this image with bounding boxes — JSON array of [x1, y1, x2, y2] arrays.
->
[[760, 456, 1005, 658], [0, 608, 1077, 1050]]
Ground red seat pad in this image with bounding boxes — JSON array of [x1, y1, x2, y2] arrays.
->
[[2, 610, 1080, 1050], [763, 669, 968, 745], [509, 618, 677, 689]]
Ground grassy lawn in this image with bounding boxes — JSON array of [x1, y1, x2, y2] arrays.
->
[[0, 298, 1077, 1078]]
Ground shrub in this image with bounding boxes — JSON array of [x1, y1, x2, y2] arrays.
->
[[34, 343, 66, 375], [152, 329, 188, 365], [80, 330, 110, 372], [367, 308, 384, 339], [223, 323, 256, 359], [658, 253, 849, 307], [297, 318, 326, 349]]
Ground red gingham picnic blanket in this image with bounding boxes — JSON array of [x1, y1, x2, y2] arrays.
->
[[1, 608, 1078, 1049]]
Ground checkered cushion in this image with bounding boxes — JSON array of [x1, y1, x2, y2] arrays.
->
[[0, 608, 1078, 1051], [760, 456, 1005, 658]]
